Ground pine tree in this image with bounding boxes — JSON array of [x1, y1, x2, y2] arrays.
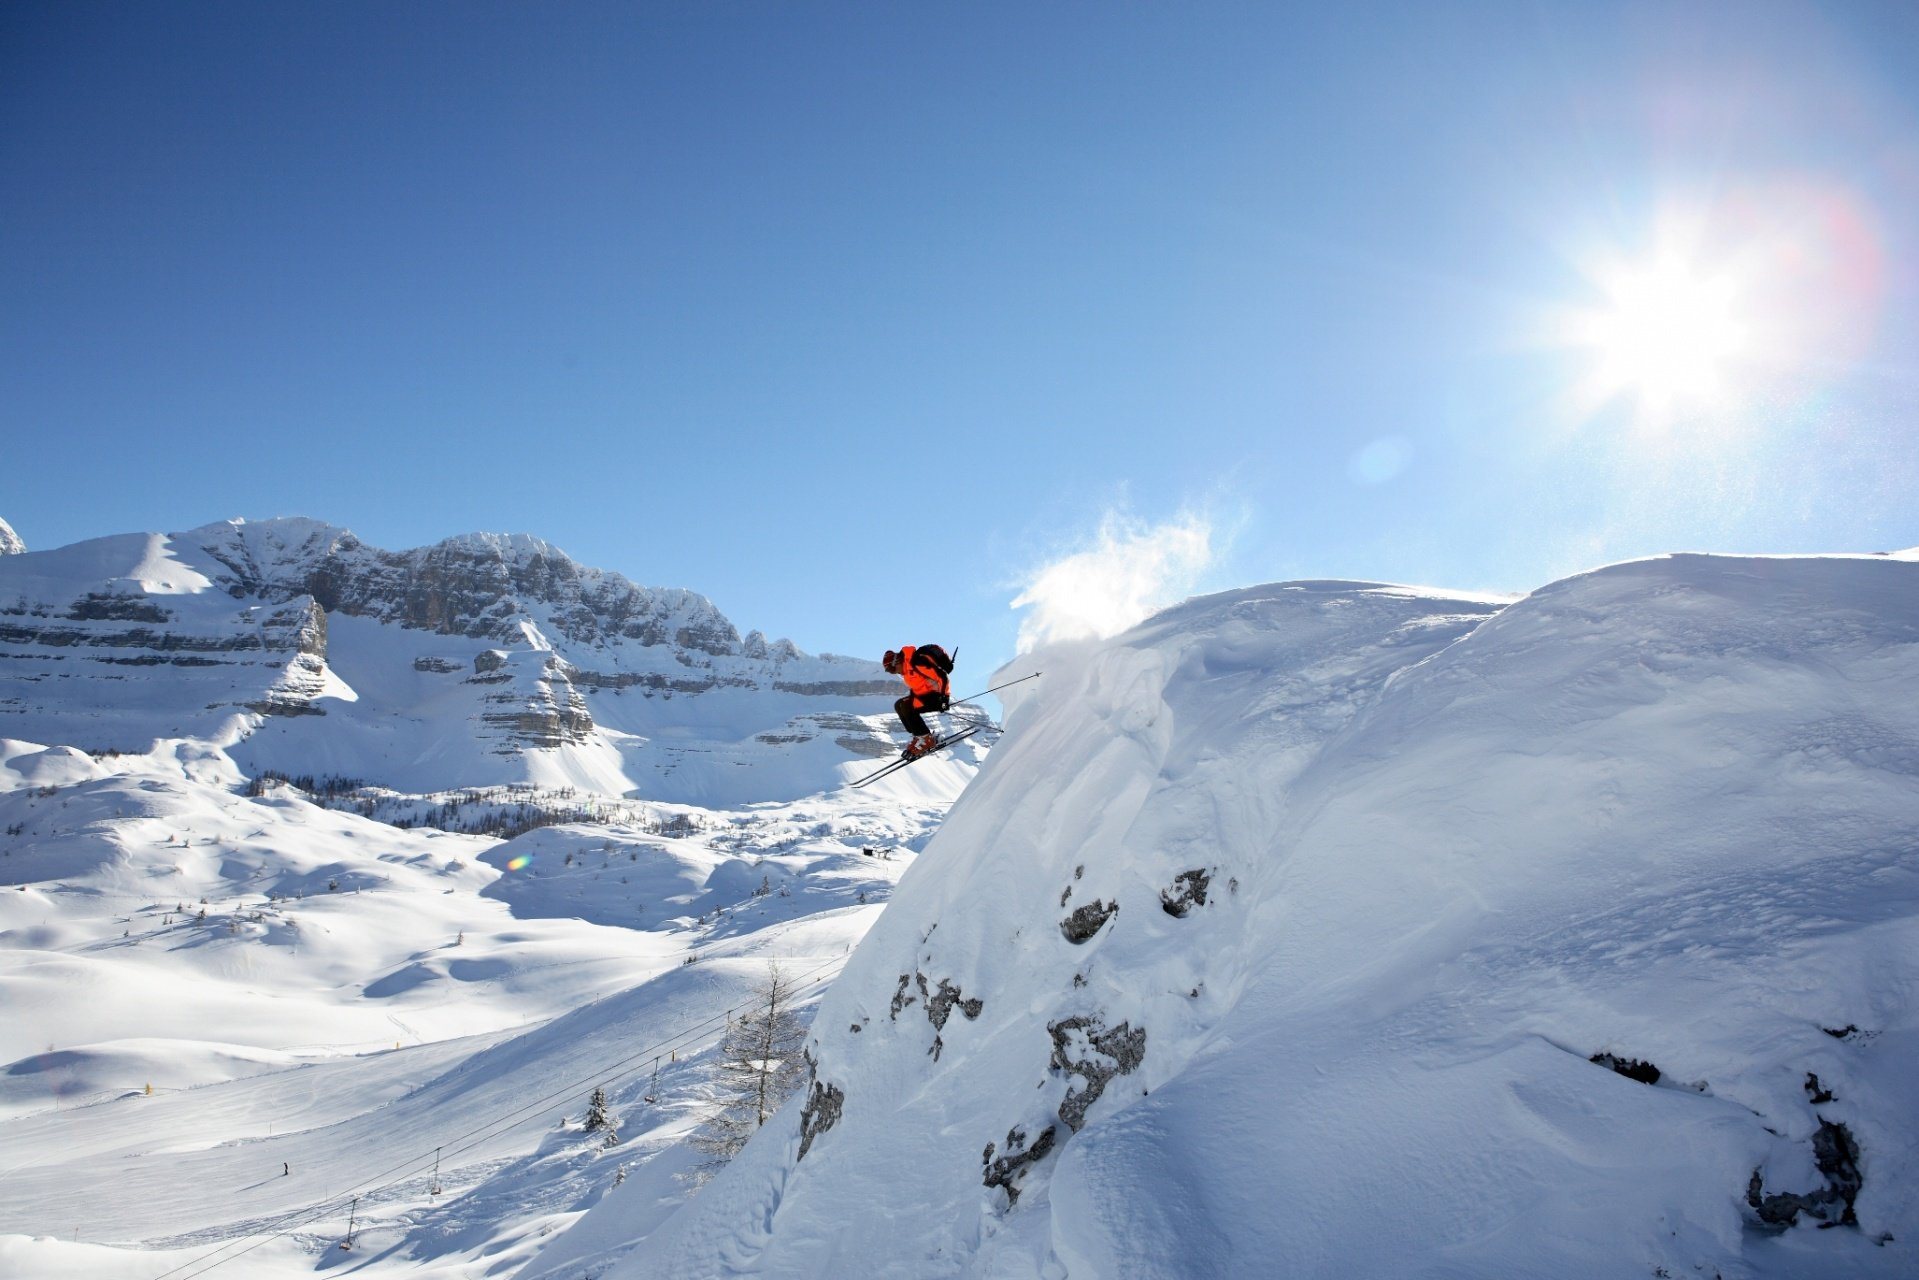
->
[[584, 1085, 619, 1144], [687, 961, 809, 1183]]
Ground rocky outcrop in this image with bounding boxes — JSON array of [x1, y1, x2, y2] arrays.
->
[[473, 655, 596, 750], [245, 600, 331, 717], [798, 1080, 844, 1161], [1159, 868, 1211, 917], [982, 1125, 1056, 1206], [0, 516, 23, 556], [193, 522, 749, 654], [1059, 899, 1117, 943], [1748, 1120, 1863, 1228], [1048, 1014, 1146, 1131]]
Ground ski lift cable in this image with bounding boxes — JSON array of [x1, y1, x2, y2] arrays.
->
[[149, 955, 845, 1280]]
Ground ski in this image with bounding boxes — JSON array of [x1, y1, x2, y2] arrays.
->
[[848, 724, 986, 790]]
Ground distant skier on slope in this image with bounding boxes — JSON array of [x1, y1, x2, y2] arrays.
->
[[883, 645, 955, 758]]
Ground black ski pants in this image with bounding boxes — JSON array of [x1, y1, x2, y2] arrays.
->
[[896, 691, 949, 737]]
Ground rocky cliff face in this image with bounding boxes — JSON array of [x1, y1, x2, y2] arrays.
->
[[0, 518, 906, 801], [190, 522, 746, 655]]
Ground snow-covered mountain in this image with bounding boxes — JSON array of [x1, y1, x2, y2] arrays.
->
[[0, 515, 24, 556], [0, 514, 984, 1280], [555, 552, 1919, 1279], [0, 517, 907, 804], [9, 529, 1916, 1280]]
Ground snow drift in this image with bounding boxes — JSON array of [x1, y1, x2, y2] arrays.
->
[[561, 553, 1919, 1278]]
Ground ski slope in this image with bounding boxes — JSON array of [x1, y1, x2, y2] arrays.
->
[[570, 553, 1919, 1279], [0, 732, 970, 1280]]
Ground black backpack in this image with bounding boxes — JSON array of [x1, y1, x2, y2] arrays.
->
[[915, 644, 955, 676]]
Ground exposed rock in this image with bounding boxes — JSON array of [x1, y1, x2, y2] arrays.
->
[[237, 601, 329, 717], [0, 516, 23, 556], [413, 656, 462, 673], [913, 973, 984, 1062], [1747, 1120, 1863, 1228], [835, 734, 897, 759], [916, 974, 985, 1032], [889, 973, 915, 1019], [1060, 899, 1117, 944], [797, 1080, 844, 1161], [981, 1124, 1056, 1206], [475, 657, 595, 749], [742, 630, 801, 662], [1160, 868, 1211, 917], [1805, 1072, 1835, 1104], [1048, 1014, 1146, 1131], [65, 594, 169, 623], [1589, 1052, 1661, 1085], [773, 678, 898, 697]]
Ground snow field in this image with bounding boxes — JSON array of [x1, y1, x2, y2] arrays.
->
[[0, 734, 948, 1279]]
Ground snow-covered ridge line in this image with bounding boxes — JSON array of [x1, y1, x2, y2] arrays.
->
[[182, 516, 755, 655], [0, 516, 924, 802], [574, 551, 1919, 1280]]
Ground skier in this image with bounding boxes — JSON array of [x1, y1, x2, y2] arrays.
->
[[883, 645, 954, 758]]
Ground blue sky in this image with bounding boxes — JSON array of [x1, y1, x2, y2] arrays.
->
[[4, 2, 1916, 679]]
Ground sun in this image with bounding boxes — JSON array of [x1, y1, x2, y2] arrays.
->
[[1560, 242, 1754, 421], [1541, 184, 1885, 436]]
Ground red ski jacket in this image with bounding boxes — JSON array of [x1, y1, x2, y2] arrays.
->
[[896, 645, 949, 698]]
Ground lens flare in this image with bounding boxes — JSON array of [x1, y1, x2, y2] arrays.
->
[[507, 854, 531, 872], [1545, 178, 1885, 431]]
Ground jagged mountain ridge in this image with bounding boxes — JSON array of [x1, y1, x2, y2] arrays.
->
[[0, 517, 911, 804], [189, 518, 750, 656]]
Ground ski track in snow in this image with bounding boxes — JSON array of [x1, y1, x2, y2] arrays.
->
[[0, 728, 965, 1279]]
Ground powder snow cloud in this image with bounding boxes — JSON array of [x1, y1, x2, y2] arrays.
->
[[1010, 513, 1215, 651]]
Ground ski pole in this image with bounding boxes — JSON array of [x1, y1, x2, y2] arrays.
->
[[949, 671, 1041, 704]]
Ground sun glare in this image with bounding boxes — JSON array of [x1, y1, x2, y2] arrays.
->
[[1548, 184, 1885, 431], [1555, 230, 1761, 424], [1578, 253, 1748, 412]]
